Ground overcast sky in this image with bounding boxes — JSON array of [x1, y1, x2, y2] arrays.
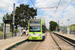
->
[[0, 0, 75, 29]]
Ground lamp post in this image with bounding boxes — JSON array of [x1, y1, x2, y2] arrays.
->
[[12, 3, 15, 37], [68, 19, 69, 26], [67, 19, 70, 34]]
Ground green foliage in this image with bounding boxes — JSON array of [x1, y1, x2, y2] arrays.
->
[[49, 21, 59, 31], [0, 23, 4, 31], [70, 24, 75, 31], [3, 13, 12, 23], [0, 31, 3, 34], [2, 13, 13, 29], [15, 4, 37, 28], [14, 29, 19, 33], [0, 29, 3, 31], [2, 4, 37, 30], [10, 29, 19, 33]]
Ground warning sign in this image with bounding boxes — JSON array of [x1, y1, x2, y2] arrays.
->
[[6, 24, 10, 34]]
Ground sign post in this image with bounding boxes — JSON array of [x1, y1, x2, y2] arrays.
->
[[6, 24, 10, 34], [4, 20, 12, 39]]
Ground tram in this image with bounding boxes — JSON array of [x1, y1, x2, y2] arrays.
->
[[28, 19, 46, 40]]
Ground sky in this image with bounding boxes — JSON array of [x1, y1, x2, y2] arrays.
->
[[0, 0, 75, 29]]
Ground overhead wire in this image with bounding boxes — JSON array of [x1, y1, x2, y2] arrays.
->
[[31, 0, 36, 8], [31, 0, 57, 19], [31, 0, 56, 9], [36, 6, 57, 9], [55, 0, 61, 13], [31, 0, 41, 18], [57, 0, 73, 18], [52, 0, 61, 21], [19, 0, 23, 4]]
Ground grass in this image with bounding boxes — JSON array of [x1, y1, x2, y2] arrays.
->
[[0, 31, 12, 38], [0, 31, 3, 34], [0, 31, 3, 37]]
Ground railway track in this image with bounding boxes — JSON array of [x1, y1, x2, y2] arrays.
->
[[7, 31, 75, 50], [53, 33, 75, 47], [11, 40, 42, 50], [50, 32, 62, 50], [51, 32, 75, 50], [35, 32, 59, 50]]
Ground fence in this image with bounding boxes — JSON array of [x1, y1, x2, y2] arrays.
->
[[0, 33, 12, 40], [0, 34, 3, 39], [70, 31, 75, 35]]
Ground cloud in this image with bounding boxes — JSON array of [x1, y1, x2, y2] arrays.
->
[[0, 0, 27, 23], [0, 0, 18, 23], [0, 0, 20, 13], [35, 0, 59, 7], [0, 19, 2, 23], [35, 0, 75, 29]]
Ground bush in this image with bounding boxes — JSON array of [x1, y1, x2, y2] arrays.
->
[[0, 29, 3, 31], [14, 29, 19, 33], [10, 29, 19, 33]]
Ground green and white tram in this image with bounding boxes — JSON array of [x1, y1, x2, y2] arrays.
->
[[28, 19, 45, 40]]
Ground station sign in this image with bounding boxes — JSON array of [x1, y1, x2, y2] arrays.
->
[[4, 20, 12, 23], [6, 24, 10, 34]]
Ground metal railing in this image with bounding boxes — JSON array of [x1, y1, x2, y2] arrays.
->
[[70, 31, 75, 35]]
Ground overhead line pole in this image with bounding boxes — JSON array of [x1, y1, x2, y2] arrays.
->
[[12, 3, 15, 37], [54, 0, 61, 17], [55, 0, 61, 13]]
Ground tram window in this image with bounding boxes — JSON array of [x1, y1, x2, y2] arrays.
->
[[42, 25, 45, 33], [29, 26, 41, 32]]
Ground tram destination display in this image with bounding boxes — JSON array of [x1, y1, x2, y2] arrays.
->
[[30, 19, 41, 24]]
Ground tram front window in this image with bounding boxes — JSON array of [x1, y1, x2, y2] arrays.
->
[[30, 26, 40, 32]]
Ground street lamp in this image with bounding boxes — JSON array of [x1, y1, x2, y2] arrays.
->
[[12, 3, 15, 37], [67, 19, 70, 34], [67, 19, 70, 26]]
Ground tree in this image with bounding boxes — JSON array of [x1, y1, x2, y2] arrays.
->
[[15, 4, 37, 29], [49, 21, 59, 31], [3, 13, 12, 22], [2, 13, 13, 29], [3, 4, 37, 30]]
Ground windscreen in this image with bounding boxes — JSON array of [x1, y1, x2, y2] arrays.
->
[[29, 19, 41, 32], [30, 26, 40, 32]]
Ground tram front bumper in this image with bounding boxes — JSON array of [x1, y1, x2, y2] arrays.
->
[[28, 36, 42, 40]]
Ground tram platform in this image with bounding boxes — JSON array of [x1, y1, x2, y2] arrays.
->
[[54, 32, 75, 43], [0, 36, 28, 50]]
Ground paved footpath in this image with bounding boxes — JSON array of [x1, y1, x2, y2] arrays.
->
[[54, 32, 75, 40], [0, 36, 28, 50]]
